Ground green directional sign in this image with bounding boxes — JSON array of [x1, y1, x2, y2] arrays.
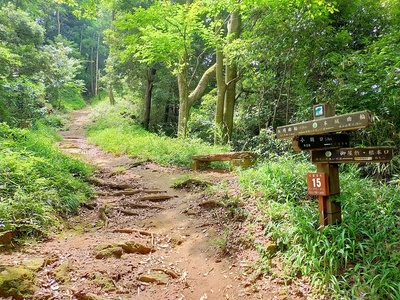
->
[[276, 110, 373, 139], [311, 147, 394, 164]]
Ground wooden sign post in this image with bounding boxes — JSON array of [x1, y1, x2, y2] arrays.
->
[[276, 103, 394, 228]]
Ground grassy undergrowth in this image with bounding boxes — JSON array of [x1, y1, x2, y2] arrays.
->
[[0, 121, 94, 240], [238, 156, 400, 299], [86, 100, 229, 167], [86, 98, 399, 299]]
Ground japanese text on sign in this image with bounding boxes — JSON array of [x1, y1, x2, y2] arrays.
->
[[311, 147, 393, 164], [276, 111, 373, 139]]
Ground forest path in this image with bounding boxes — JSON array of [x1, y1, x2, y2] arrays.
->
[[0, 108, 311, 300]]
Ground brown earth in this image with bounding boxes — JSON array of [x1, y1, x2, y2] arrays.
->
[[0, 109, 316, 300]]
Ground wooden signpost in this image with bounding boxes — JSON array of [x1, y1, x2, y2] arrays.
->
[[276, 103, 394, 228]]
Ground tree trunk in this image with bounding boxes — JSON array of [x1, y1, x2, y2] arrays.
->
[[177, 66, 189, 138], [222, 11, 241, 144], [143, 68, 156, 130], [90, 43, 95, 96], [95, 33, 100, 96], [177, 63, 216, 139], [108, 84, 115, 105], [79, 28, 83, 53], [57, 9, 61, 35], [215, 47, 226, 144]]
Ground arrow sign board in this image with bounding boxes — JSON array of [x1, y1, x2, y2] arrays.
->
[[276, 110, 373, 139], [293, 134, 349, 151], [311, 147, 394, 164]]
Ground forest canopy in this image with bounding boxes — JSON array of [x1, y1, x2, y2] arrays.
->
[[0, 0, 399, 157]]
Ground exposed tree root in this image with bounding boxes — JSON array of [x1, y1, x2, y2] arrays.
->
[[136, 195, 174, 202], [112, 189, 167, 196], [112, 228, 155, 236], [152, 268, 180, 279], [89, 177, 134, 190], [124, 203, 165, 210]]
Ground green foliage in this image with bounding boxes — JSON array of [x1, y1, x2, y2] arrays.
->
[[60, 86, 87, 111], [0, 123, 94, 239], [39, 40, 84, 109], [238, 156, 400, 299], [238, 155, 313, 202], [87, 99, 229, 167], [0, 4, 47, 127], [1, 78, 46, 127]]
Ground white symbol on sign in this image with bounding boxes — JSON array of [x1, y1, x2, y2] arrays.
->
[[313, 122, 318, 129], [360, 114, 366, 120], [347, 116, 352, 122], [300, 137, 305, 143], [312, 177, 322, 188]]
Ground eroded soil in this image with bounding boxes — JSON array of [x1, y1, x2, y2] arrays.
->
[[0, 109, 315, 300]]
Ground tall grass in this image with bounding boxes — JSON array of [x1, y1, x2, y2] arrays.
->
[[0, 122, 94, 239], [238, 157, 400, 299], [85, 98, 399, 298], [86, 100, 229, 167]]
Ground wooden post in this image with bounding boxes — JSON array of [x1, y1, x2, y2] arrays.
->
[[316, 163, 341, 226]]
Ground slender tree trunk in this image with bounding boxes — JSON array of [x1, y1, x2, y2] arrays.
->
[[90, 44, 95, 96], [177, 67, 189, 138], [177, 62, 216, 139], [95, 33, 100, 96], [215, 47, 226, 144], [108, 84, 115, 105], [222, 11, 241, 144], [143, 68, 156, 130], [57, 9, 61, 35]]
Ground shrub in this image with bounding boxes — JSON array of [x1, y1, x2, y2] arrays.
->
[[0, 123, 94, 239]]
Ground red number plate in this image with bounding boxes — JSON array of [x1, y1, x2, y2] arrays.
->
[[307, 173, 329, 196]]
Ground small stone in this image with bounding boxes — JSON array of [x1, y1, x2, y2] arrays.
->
[[138, 271, 170, 285], [186, 209, 197, 215], [119, 241, 154, 254], [0, 230, 15, 245], [54, 260, 73, 283], [95, 247, 123, 259], [74, 290, 103, 300], [265, 241, 278, 255], [22, 257, 45, 272]]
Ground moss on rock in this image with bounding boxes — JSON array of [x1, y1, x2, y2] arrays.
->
[[0, 265, 37, 299]]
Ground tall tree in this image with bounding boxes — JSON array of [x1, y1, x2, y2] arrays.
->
[[113, 1, 215, 138], [0, 4, 46, 126]]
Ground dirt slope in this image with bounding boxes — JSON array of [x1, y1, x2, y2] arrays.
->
[[0, 109, 314, 300]]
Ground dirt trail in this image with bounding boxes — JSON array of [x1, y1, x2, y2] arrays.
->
[[0, 109, 313, 300]]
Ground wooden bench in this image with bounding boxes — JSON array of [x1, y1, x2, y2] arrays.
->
[[191, 151, 258, 170]]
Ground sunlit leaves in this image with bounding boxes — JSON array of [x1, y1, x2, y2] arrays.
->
[[114, 1, 209, 72]]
